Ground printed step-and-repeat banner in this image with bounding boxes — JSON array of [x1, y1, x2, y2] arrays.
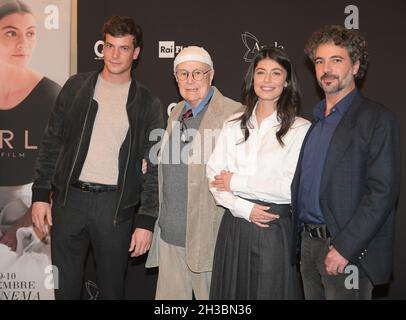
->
[[0, 0, 72, 300], [1, 0, 405, 300], [76, 0, 406, 300]]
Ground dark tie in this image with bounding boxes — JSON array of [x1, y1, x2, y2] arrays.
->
[[181, 109, 193, 121], [180, 109, 193, 143]]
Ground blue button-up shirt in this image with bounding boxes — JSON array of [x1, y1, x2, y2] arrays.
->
[[183, 87, 214, 117], [298, 89, 358, 224]]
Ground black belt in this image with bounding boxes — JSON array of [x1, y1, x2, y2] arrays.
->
[[303, 223, 331, 239], [239, 197, 291, 218], [72, 181, 117, 192]]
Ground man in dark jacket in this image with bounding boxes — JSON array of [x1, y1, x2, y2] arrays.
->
[[31, 15, 164, 299], [292, 25, 400, 300]]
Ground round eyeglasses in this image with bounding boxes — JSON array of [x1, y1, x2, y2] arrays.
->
[[175, 69, 211, 81]]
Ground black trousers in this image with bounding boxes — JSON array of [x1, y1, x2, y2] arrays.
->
[[51, 187, 132, 300]]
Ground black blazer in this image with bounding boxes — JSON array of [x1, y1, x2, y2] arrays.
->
[[291, 94, 401, 285]]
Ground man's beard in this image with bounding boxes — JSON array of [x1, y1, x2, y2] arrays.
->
[[318, 71, 353, 95]]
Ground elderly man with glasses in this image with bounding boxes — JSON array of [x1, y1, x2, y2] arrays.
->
[[146, 46, 242, 299]]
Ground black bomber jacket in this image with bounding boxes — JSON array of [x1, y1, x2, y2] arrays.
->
[[32, 70, 165, 230]]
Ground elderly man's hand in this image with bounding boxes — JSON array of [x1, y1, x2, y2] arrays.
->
[[211, 170, 234, 192]]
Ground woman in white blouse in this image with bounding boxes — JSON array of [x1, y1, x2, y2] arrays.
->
[[207, 46, 310, 299]]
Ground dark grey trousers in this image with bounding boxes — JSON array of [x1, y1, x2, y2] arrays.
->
[[300, 231, 373, 300], [51, 187, 132, 300]]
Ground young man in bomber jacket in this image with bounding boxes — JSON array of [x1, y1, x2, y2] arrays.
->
[[31, 15, 164, 299]]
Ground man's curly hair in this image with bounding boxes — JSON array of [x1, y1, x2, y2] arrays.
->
[[304, 25, 368, 79]]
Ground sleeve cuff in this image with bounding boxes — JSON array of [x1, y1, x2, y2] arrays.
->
[[331, 237, 356, 262], [233, 197, 255, 221], [31, 188, 51, 204], [134, 214, 157, 232], [230, 174, 248, 193]]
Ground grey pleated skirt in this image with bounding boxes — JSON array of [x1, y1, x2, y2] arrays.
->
[[210, 199, 298, 300]]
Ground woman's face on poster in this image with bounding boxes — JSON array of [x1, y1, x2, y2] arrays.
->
[[0, 12, 36, 67]]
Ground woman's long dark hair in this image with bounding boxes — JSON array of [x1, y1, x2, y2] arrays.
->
[[237, 46, 301, 146]]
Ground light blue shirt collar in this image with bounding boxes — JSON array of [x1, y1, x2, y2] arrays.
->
[[184, 87, 214, 117]]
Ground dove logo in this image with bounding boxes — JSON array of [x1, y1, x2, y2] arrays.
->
[[85, 280, 99, 300], [242, 32, 261, 62], [241, 32, 284, 62]]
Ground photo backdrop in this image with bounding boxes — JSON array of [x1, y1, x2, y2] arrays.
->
[[76, 0, 405, 299]]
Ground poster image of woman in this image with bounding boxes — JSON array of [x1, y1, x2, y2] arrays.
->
[[0, 0, 61, 254]]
